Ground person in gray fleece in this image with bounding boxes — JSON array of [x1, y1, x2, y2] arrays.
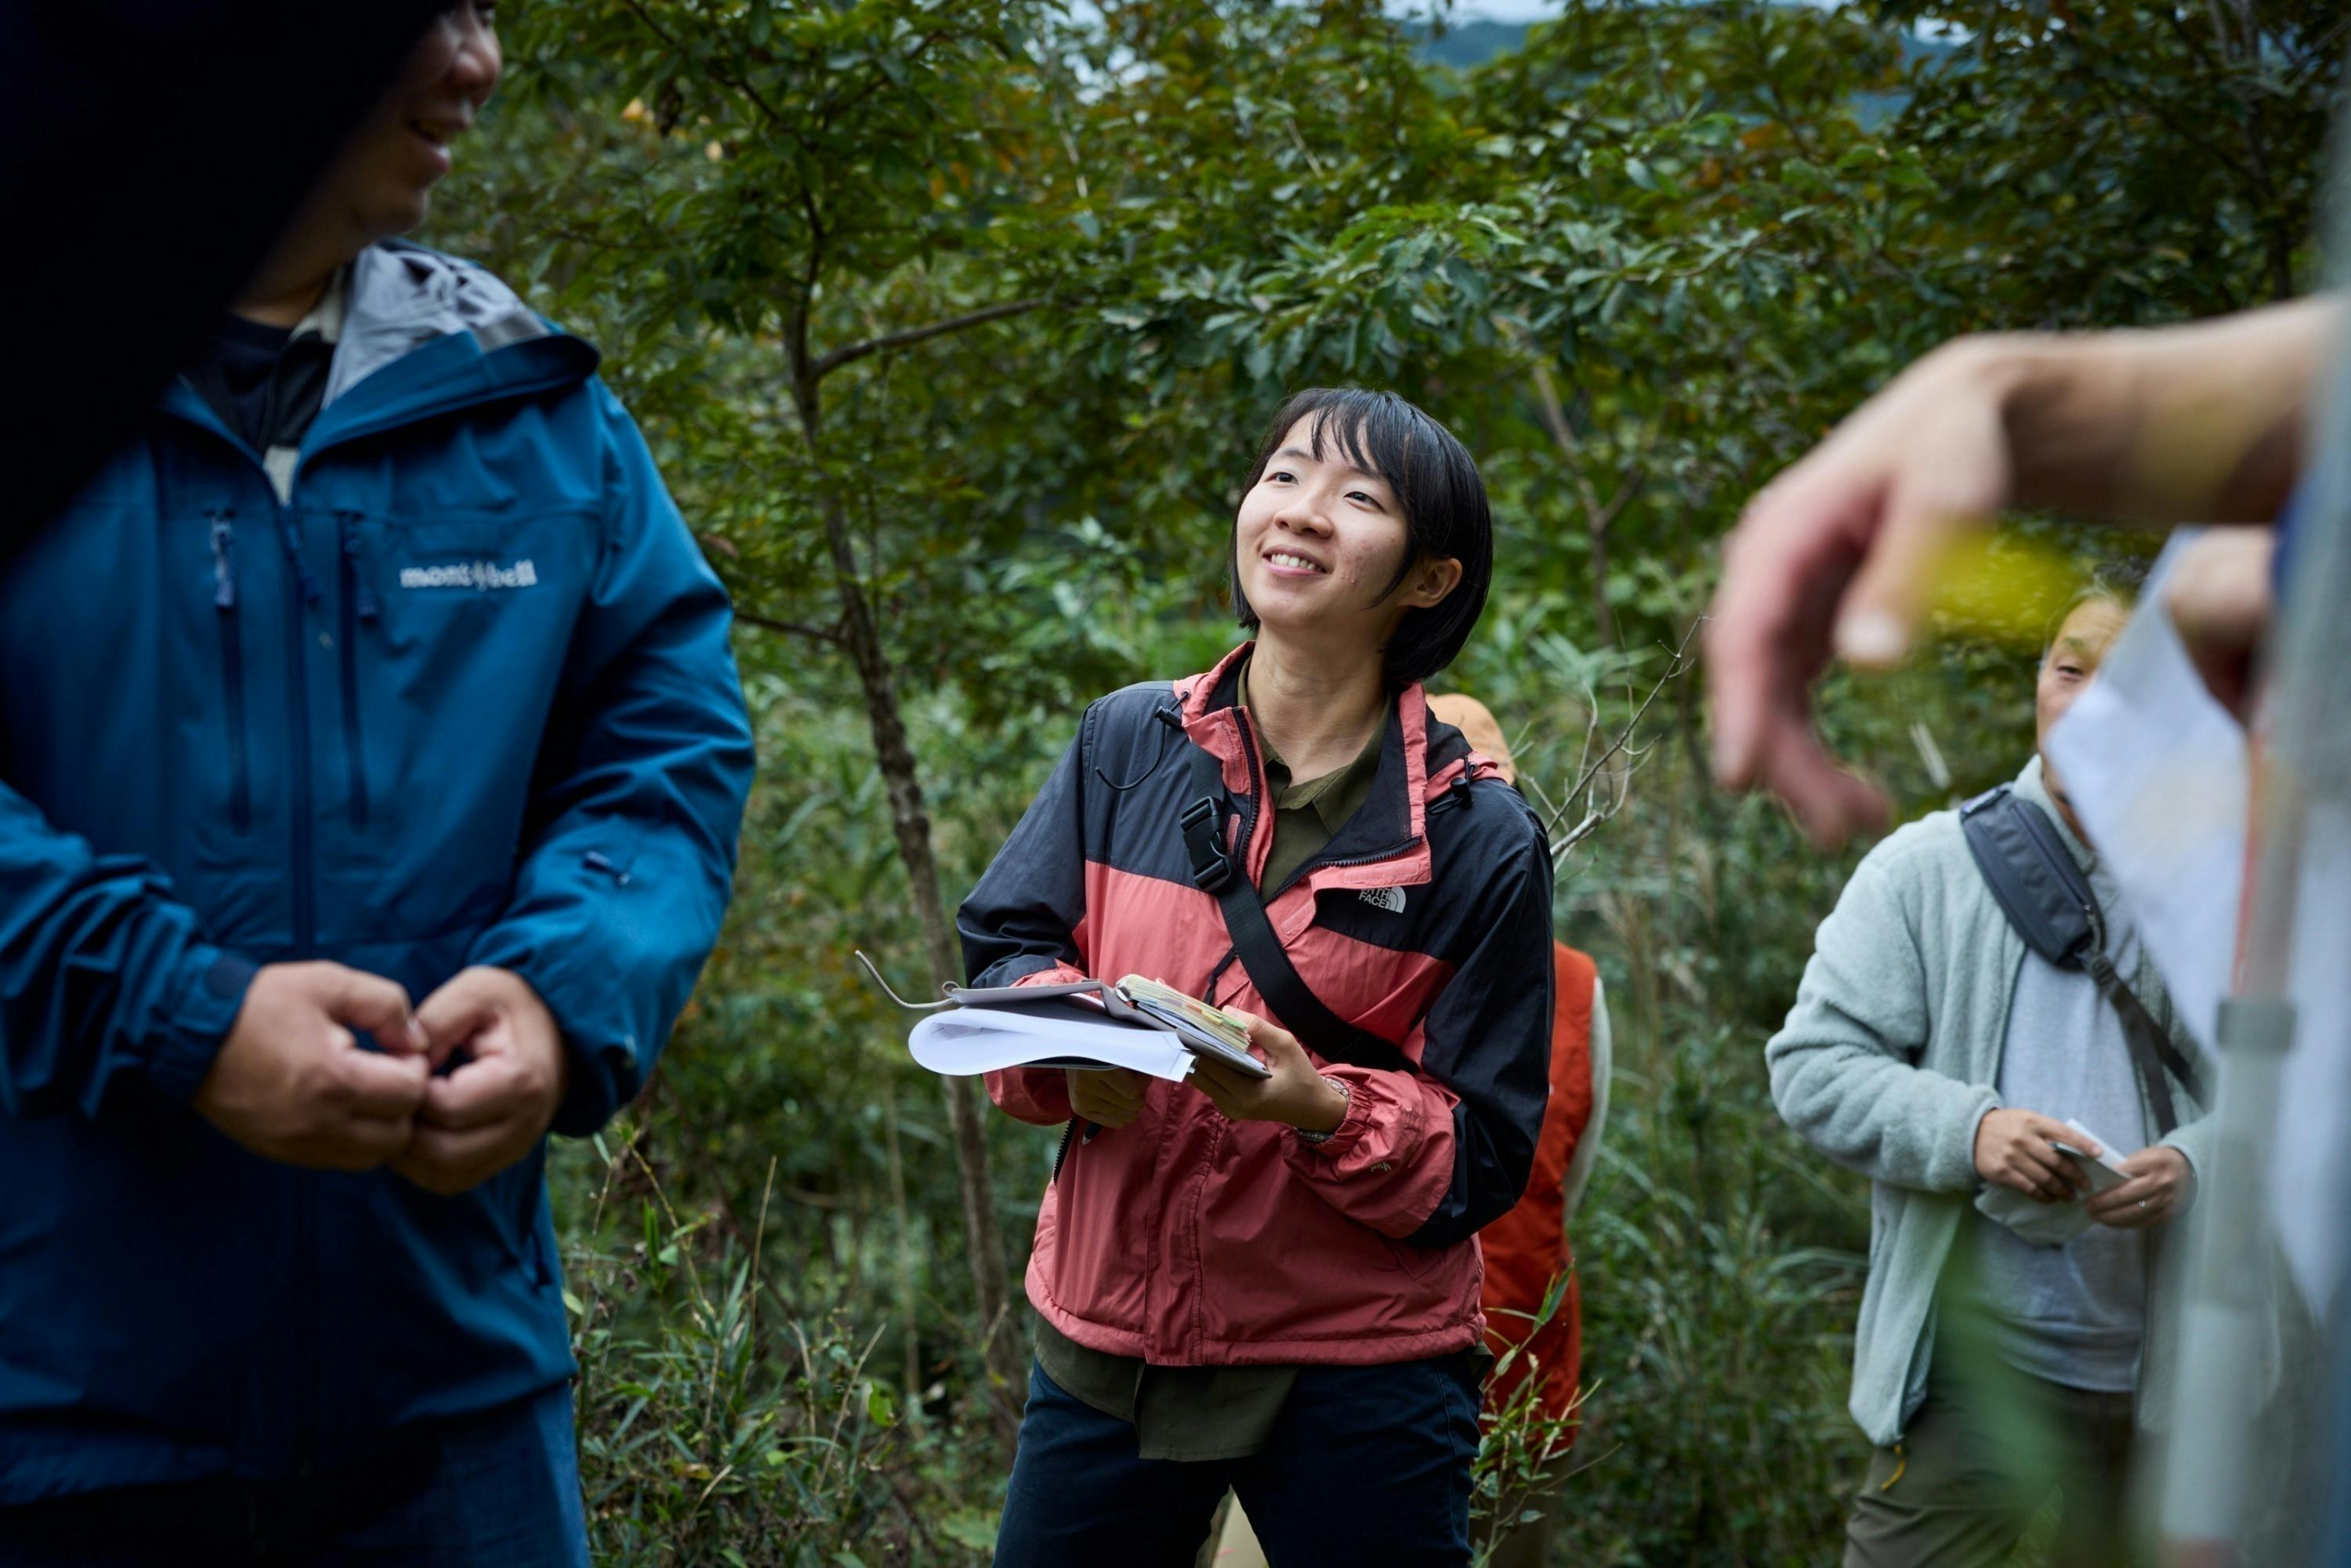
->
[[1770, 569, 2212, 1568]]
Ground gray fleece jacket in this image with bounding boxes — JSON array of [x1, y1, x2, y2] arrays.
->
[[1766, 756, 2215, 1447]]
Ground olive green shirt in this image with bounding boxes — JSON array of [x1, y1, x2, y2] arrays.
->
[[1251, 687, 1389, 896], [1034, 663, 1389, 1461]]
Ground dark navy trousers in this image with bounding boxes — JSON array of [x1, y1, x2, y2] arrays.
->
[[0, 1382, 589, 1567], [996, 1354, 1483, 1567]]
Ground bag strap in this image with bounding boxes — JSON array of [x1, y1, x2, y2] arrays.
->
[[1180, 742, 1411, 1074], [2083, 948, 2198, 1136], [1960, 787, 2207, 1133], [1958, 787, 2097, 967]]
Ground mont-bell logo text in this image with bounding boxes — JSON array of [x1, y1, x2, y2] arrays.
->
[[397, 559, 539, 592]]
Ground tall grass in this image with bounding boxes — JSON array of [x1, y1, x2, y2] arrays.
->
[[560, 1132, 1005, 1566]]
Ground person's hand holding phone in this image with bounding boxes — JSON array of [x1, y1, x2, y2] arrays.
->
[[2085, 1145, 2193, 1230], [1973, 1108, 2098, 1204]]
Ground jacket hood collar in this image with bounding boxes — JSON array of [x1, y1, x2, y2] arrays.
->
[[1175, 643, 1442, 891], [161, 241, 600, 452], [326, 240, 598, 407]]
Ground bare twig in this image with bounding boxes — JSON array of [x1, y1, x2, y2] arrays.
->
[[1552, 809, 1611, 859], [1284, 114, 1328, 179], [1517, 769, 1567, 824], [1542, 619, 1705, 842]]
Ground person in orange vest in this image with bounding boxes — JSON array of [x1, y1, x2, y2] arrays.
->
[[1431, 693, 1608, 1568], [1206, 693, 1607, 1568]]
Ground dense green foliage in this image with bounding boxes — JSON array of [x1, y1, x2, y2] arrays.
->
[[428, 2, 2338, 1561]]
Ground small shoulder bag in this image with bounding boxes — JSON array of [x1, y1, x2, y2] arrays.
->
[[1959, 785, 2206, 1135]]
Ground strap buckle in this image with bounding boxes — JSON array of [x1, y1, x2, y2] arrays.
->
[[1959, 785, 2007, 818], [1179, 795, 1235, 893]]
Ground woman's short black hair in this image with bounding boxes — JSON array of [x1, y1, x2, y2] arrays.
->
[[1230, 388, 1494, 689]]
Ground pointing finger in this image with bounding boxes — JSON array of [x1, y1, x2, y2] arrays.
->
[[1707, 462, 1875, 772], [1759, 714, 1891, 848]]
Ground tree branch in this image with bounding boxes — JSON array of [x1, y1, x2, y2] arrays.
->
[[819, 27, 955, 132], [735, 609, 845, 644], [620, 0, 797, 131], [809, 296, 1049, 382], [1527, 349, 1649, 647], [1542, 618, 1704, 839]]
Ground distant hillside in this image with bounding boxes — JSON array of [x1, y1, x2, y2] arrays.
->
[[1417, 12, 1961, 122], [1419, 17, 1531, 67]]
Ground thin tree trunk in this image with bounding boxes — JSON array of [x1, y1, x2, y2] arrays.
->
[[1530, 357, 1621, 647], [781, 303, 1036, 1433], [813, 484, 1022, 1426]]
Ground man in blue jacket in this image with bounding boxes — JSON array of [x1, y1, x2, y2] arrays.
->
[[0, 6, 754, 1562]]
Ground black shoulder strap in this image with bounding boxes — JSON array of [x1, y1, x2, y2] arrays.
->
[[2081, 949, 2200, 1133], [1180, 743, 1411, 1074], [1960, 786, 2207, 1132]]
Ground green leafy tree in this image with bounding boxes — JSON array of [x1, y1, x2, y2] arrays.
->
[[428, 2, 2338, 1559], [465, 0, 1086, 1411]]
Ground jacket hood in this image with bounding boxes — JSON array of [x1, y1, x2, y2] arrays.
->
[[327, 239, 589, 407]]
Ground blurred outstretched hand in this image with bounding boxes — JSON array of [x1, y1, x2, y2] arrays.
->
[[1707, 298, 2328, 848], [1706, 343, 2012, 847]]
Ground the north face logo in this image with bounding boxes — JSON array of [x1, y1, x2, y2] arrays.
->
[[398, 559, 539, 592], [1359, 885, 1406, 914]]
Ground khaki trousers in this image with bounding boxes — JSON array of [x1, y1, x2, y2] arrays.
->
[[1845, 1365, 2136, 1568]]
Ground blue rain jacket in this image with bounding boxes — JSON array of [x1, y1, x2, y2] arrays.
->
[[0, 242, 755, 1500]]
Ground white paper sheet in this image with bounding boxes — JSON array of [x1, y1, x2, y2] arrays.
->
[[2047, 531, 2351, 1306], [908, 1005, 1197, 1082], [2044, 534, 2246, 1059]]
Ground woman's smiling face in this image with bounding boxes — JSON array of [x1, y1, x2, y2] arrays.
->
[[1233, 414, 1425, 652]]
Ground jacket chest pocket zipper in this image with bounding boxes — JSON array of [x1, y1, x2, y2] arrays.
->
[[336, 512, 378, 829], [209, 513, 251, 832]]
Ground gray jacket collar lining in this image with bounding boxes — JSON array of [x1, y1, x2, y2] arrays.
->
[[324, 239, 552, 408]]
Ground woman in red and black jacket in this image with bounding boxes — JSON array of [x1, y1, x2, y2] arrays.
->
[[959, 389, 1556, 1568]]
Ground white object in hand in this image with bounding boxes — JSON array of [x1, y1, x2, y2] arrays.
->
[[1973, 1117, 2135, 1246], [908, 1005, 1200, 1083]]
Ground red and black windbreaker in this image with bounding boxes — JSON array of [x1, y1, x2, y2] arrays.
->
[[957, 645, 1556, 1367]]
